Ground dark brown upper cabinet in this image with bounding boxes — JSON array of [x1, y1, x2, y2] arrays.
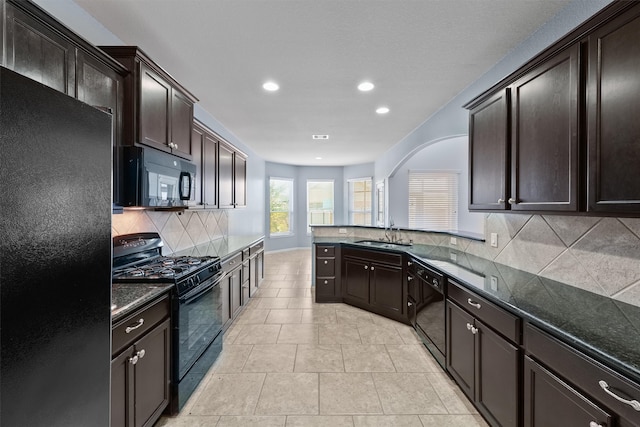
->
[[510, 45, 580, 212], [99, 46, 198, 160], [468, 89, 510, 211], [192, 121, 219, 208], [587, 6, 640, 214], [218, 141, 247, 209]]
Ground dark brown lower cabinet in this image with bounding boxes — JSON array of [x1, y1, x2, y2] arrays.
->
[[111, 318, 170, 427], [523, 355, 612, 427], [343, 256, 371, 307], [446, 301, 520, 427]]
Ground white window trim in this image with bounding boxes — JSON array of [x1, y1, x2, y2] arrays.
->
[[269, 177, 294, 237], [347, 177, 372, 226], [306, 179, 335, 234]]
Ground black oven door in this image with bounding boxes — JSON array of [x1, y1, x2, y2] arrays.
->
[[176, 273, 224, 380]]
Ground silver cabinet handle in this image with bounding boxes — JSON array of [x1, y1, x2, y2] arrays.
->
[[324, 260, 328, 265], [408, 301, 413, 307], [136, 349, 146, 359], [598, 380, 640, 411], [407, 261, 413, 267], [364, 265, 368, 270], [466, 323, 478, 334], [407, 276, 413, 281], [508, 198, 516, 204], [323, 280, 328, 285], [432, 278, 439, 287], [589, 422, 604, 427], [129, 355, 139, 365], [467, 298, 481, 309], [125, 318, 144, 334], [498, 198, 504, 204], [371, 266, 375, 271], [324, 248, 328, 253]]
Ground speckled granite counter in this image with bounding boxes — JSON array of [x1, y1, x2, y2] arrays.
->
[[314, 237, 640, 384], [173, 235, 264, 260], [111, 283, 173, 323]]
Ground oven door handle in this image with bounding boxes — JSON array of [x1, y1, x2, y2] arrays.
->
[[179, 271, 224, 304]]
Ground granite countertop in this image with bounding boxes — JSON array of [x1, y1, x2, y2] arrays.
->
[[315, 237, 640, 384], [111, 282, 173, 324], [172, 234, 264, 260]]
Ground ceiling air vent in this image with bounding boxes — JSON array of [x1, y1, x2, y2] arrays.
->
[[312, 135, 329, 140]]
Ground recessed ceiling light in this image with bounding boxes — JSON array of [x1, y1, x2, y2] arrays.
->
[[262, 81, 279, 92], [315, 157, 323, 160], [376, 107, 390, 114], [358, 81, 375, 92]]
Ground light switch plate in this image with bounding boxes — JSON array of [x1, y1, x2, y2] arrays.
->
[[490, 276, 498, 291], [490, 233, 498, 248], [450, 237, 457, 245], [338, 228, 347, 234], [450, 252, 457, 262]]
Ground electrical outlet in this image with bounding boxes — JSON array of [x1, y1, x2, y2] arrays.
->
[[450, 237, 457, 245], [450, 252, 457, 262], [490, 276, 498, 291], [490, 233, 498, 248], [338, 228, 347, 234]]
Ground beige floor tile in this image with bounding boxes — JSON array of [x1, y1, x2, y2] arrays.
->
[[336, 309, 374, 324], [216, 416, 286, 427], [155, 415, 220, 426], [278, 288, 308, 298], [253, 288, 281, 298], [284, 274, 310, 281], [372, 373, 448, 415], [419, 414, 489, 427], [286, 415, 354, 426], [223, 324, 242, 344], [357, 324, 405, 344], [243, 344, 297, 373], [319, 373, 383, 415], [277, 324, 319, 344], [294, 344, 344, 372], [265, 274, 288, 281], [265, 309, 303, 324], [342, 344, 396, 372], [189, 373, 265, 415], [370, 313, 405, 328], [394, 324, 423, 344], [319, 324, 361, 344], [211, 344, 252, 373], [301, 307, 338, 324], [256, 298, 291, 309], [305, 288, 314, 298], [255, 373, 319, 415], [426, 372, 478, 414], [352, 415, 423, 426], [287, 297, 314, 308], [233, 324, 282, 344], [385, 345, 441, 373], [234, 309, 270, 324]]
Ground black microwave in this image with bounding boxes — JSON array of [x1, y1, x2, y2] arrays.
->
[[118, 146, 196, 208]]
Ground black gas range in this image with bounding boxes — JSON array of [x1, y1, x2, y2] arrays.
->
[[112, 233, 225, 414]]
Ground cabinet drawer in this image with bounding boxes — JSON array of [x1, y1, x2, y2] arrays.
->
[[316, 258, 335, 277], [525, 323, 640, 423], [316, 278, 335, 296], [242, 248, 250, 260], [343, 248, 403, 266], [112, 294, 170, 357], [448, 280, 520, 343], [317, 245, 335, 256], [222, 252, 242, 273], [250, 240, 264, 255]]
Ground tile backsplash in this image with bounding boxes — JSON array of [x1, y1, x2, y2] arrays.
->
[[313, 214, 640, 308], [112, 209, 229, 255]]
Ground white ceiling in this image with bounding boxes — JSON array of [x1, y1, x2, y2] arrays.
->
[[75, 0, 572, 166]]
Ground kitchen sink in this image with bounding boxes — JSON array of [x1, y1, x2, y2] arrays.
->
[[355, 240, 412, 248]]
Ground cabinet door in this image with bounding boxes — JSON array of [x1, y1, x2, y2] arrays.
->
[[218, 143, 234, 208], [343, 257, 370, 306], [524, 356, 613, 427], [446, 301, 475, 400], [111, 348, 134, 427], [234, 154, 247, 207], [139, 64, 170, 150], [510, 45, 579, 211], [170, 89, 193, 158], [369, 262, 404, 317], [191, 126, 204, 205], [230, 268, 242, 318], [4, 2, 75, 95], [203, 134, 218, 207], [468, 89, 510, 210], [134, 318, 170, 427], [476, 319, 520, 427], [587, 7, 640, 213]]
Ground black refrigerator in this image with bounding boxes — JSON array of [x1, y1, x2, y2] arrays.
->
[[0, 67, 112, 426]]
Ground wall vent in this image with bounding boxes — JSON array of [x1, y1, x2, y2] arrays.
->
[[312, 135, 329, 140]]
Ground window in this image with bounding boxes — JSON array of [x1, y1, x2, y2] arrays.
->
[[408, 171, 459, 230], [307, 180, 334, 233], [348, 178, 372, 225], [376, 181, 385, 227], [269, 178, 294, 236]]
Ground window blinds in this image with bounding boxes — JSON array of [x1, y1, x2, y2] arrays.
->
[[408, 171, 459, 230]]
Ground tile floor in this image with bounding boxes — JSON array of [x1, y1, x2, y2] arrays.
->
[[157, 249, 488, 427]]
